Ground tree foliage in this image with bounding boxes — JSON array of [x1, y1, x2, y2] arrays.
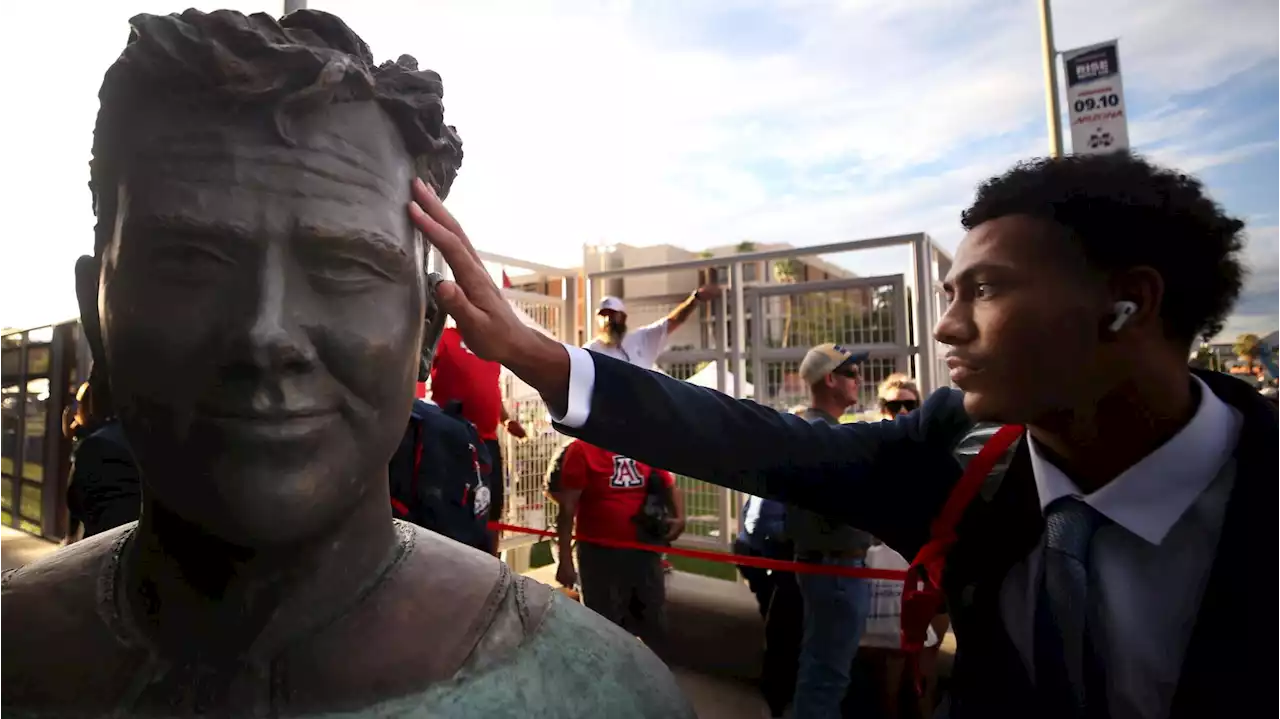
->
[[1233, 333, 1263, 365]]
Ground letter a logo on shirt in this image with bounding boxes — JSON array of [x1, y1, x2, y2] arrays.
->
[[609, 456, 645, 488]]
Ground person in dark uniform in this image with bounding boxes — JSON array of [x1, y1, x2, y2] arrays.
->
[[733, 409, 803, 719], [388, 397, 494, 553], [734, 492, 790, 619], [63, 372, 141, 543], [736, 489, 803, 719], [429, 326, 526, 554]]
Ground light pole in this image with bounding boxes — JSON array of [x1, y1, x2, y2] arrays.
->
[[1038, 0, 1065, 157]]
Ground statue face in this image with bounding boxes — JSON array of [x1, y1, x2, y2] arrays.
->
[[88, 102, 423, 545]]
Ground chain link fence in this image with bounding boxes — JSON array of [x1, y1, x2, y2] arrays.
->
[[495, 293, 567, 551]]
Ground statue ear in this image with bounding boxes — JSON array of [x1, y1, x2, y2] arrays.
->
[[75, 254, 115, 408], [75, 255, 104, 363], [419, 272, 447, 381]]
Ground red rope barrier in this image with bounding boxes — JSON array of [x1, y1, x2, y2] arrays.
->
[[489, 522, 908, 581]]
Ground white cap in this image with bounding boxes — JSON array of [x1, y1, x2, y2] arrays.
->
[[598, 296, 627, 314]]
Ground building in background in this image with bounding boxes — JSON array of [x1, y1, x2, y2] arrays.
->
[[2, 321, 87, 540], [507, 241, 866, 353]]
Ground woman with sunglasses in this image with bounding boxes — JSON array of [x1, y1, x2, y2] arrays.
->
[[878, 374, 921, 417], [860, 375, 953, 717]]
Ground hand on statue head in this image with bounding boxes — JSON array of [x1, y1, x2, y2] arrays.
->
[[408, 178, 540, 366]]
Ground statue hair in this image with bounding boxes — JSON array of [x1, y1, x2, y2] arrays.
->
[[88, 9, 464, 260]]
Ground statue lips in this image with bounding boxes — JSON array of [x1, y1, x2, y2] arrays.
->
[[197, 403, 340, 442]]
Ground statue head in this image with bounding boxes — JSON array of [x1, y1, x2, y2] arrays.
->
[[78, 9, 463, 546]]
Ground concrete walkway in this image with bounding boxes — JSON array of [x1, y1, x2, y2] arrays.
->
[[525, 563, 770, 719]]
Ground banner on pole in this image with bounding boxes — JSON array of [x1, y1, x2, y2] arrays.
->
[[1062, 40, 1129, 155]]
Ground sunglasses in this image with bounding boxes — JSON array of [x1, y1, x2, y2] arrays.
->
[[832, 367, 861, 380], [881, 399, 919, 414]]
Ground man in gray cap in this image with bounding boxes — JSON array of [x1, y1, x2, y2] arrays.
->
[[787, 343, 875, 718]]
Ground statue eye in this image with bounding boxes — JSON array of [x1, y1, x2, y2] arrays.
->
[[306, 253, 393, 289], [146, 242, 234, 281]]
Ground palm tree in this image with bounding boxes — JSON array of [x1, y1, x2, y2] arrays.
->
[[1233, 333, 1263, 371], [772, 258, 801, 347]]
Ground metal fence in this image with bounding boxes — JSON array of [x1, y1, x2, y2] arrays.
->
[[497, 287, 569, 552], [431, 235, 953, 555], [428, 248, 579, 555], [581, 233, 953, 549]]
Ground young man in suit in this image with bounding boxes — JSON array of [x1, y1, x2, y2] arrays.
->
[[411, 152, 1274, 719]]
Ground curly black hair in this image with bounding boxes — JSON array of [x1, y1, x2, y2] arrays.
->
[[89, 9, 463, 255], [961, 153, 1245, 344]]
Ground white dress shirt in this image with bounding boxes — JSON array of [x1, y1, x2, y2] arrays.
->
[[553, 346, 1244, 718], [1003, 376, 1241, 719], [583, 318, 669, 371], [742, 495, 765, 536]]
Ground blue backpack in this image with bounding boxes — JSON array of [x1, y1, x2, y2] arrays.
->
[[388, 399, 493, 553]]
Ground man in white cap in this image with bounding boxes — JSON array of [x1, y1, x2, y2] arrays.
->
[[586, 286, 720, 369]]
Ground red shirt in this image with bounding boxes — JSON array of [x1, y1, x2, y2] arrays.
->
[[429, 328, 503, 440], [560, 440, 675, 543]]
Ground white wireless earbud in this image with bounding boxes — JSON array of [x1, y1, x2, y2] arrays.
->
[[1108, 301, 1138, 333]]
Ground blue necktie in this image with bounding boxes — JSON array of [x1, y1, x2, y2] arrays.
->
[[1035, 497, 1109, 718]]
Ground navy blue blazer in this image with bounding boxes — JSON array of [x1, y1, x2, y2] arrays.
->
[[554, 352, 1275, 719]]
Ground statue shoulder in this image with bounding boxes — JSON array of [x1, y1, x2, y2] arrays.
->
[[434, 591, 696, 718], [296, 524, 693, 718], [2, 525, 149, 713], [287, 524, 525, 702], [540, 595, 696, 717]]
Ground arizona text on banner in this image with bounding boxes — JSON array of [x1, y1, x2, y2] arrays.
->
[[1062, 39, 1130, 155]]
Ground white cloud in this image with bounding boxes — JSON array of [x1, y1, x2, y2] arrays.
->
[[0, 0, 1274, 334], [1215, 225, 1280, 342]]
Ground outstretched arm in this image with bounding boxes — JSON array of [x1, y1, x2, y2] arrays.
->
[[664, 285, 719, 332], [555, 349, 970, 551], [408, 178, 969, 554]]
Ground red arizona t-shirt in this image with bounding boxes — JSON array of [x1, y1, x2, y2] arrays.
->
[[430, 328, 503, 440], [560, 440, 675, 543]]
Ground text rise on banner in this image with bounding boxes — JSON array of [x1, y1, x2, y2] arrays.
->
[[1062, 39, 1130, 156]]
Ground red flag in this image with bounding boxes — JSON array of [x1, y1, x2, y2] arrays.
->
[[501, 270, 513, 289]]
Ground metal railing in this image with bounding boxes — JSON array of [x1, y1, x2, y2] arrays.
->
[[428, 248, 580, 557], [431, 235, 953, 556], [580, 233, 952, 549]]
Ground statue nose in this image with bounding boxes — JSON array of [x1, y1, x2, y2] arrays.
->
[[245, 245, 316, 374]]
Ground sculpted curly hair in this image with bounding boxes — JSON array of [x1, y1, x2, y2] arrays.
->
[[961, 153, 1245, 345], [89, 9, 463, 255]]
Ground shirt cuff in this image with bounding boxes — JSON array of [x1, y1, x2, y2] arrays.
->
[[548, 344, 595, 428]]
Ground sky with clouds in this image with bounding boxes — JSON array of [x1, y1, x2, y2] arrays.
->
[[1, 0, 1275, 341]]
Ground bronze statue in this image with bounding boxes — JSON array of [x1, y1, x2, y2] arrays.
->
[[2, 10, 692, 718]]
